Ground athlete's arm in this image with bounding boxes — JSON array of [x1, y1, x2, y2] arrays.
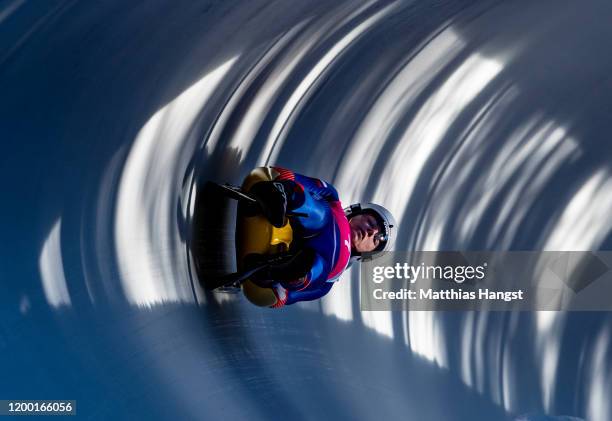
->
[[286, 281, 333, 305], [269, 253, 332, 308], [270, 278, 334, 308], [260, 166, 340, 233], [278, 251, 324, 292], [272, 166, 339, 203]]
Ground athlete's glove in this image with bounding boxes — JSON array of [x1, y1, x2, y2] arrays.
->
[[248, 181, 288, 228]]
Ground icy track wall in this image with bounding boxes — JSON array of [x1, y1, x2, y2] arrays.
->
[[1, 0, 611, 420]]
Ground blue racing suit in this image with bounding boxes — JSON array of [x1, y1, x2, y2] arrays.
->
[[263, 167, 352, 308]]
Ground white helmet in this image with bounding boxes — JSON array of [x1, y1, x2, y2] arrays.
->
[[345, 203, 396, 262]]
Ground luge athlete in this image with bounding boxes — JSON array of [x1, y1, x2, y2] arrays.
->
[[241, 167, 396, 308]]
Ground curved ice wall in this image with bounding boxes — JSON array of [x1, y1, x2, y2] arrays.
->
[[1, 0, 611, 419]]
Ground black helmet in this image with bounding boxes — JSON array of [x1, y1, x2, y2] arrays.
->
[[345, 202, 396, 262]]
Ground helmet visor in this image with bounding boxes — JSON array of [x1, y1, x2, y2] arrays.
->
[[363, 211, 389, 252]]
